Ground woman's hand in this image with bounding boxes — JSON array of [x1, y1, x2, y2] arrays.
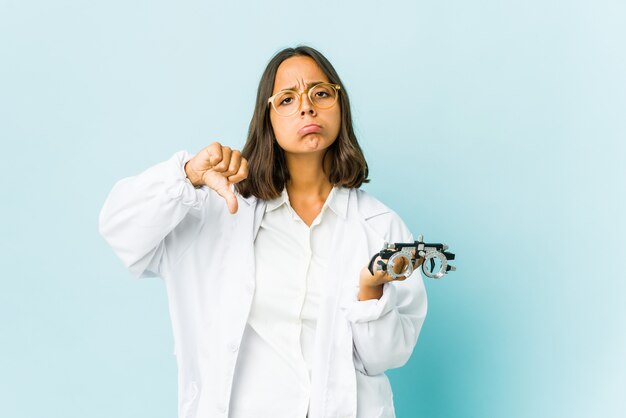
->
[[184, 142, 248, 214], [358, 251, 424, 300]]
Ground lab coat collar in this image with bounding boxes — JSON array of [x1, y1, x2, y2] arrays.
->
[[239, 193, 256, 207]]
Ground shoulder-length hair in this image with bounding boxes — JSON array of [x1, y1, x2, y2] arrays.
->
[[235, 45, 369, 200]]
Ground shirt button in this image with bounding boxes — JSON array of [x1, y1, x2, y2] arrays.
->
[[216, 403, 227, 413], [228, 342, 239, 352]]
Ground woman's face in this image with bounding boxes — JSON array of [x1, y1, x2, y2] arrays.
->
[[269, 56, 341, 158]]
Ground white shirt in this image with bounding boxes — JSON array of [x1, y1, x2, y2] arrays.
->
[[229, 186, 348, 418]]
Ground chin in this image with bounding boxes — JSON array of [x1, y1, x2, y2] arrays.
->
[[302, 135, 331, 148]]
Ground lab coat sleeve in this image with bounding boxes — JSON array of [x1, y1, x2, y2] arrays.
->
[[342, 213, 428, 376], [98, 150, 210, 278]]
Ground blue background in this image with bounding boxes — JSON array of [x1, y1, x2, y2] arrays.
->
[[1, 0, 624, 417]]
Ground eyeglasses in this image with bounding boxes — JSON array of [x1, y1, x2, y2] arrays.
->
[[267, 83, 341, 117]]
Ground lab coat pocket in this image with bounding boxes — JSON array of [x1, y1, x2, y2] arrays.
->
[[180, 381, 199, 418]]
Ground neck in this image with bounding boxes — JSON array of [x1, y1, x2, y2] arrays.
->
[[285, 152, 333, 198]]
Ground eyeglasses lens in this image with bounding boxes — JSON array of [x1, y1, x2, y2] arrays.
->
[[272, 84, 338, 116]]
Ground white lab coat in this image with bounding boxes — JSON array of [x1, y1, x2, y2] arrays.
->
[[99, 151, 427, 418]]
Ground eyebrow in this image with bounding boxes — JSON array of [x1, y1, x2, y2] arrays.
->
[[278, 81, 326, 92]]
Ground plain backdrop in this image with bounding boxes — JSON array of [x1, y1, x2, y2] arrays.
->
[[1, 0, 625, 417]]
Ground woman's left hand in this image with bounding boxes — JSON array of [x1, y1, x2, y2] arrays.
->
[[358, 252, 424, 300]]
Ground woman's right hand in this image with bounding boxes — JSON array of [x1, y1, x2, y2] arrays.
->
[[184, 142, 248, 214]]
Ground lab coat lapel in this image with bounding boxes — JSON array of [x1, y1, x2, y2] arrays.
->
[[309, 189, 371, 418], [216, 195, 260, 406]]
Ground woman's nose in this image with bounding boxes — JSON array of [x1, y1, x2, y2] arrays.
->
[[300, 94, 316, 116]]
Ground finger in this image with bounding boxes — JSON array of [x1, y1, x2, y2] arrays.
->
[[213, 147, 232, 172], [228, 157, 248, 183], [383, 270, 400, 282], [225, 192, 239, 214], [205, 142, 223, 167], [392, 257, 408, 275], [215, 184, 238, 214], [225, 150, 242, 177], [374, 270, 387, 281]]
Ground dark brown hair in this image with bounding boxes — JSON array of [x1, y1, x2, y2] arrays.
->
[[235, 45, 369, 200]]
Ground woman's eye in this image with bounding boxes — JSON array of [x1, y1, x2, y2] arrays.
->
[[315, 91, 329, 97], [280, 97, 294, 105]]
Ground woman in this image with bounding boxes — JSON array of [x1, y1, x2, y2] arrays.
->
[[99, 45, 427, 418]]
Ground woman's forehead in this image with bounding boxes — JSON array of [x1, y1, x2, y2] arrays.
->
[[273, 56, 329, 92]]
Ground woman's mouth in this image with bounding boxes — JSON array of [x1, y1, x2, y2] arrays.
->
[[298, 124, 322, 135]]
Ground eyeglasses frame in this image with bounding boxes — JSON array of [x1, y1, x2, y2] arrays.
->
[[267, 82, 342, 116]]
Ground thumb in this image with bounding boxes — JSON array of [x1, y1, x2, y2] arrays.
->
[[215, 184, 239, 214]]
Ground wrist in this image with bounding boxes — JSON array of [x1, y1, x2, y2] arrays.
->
[[358, 283, 384, 301]]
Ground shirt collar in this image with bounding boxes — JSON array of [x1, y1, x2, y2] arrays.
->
[[265, 186, 349, 220], [265, 188, 290, 212], [328, 186, 349, 219]]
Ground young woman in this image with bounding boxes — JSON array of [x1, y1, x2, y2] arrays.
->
[[100, 45, 427, 418]]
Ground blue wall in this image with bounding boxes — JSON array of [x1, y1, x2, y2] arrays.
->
[[1, 0, 624, 417]]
